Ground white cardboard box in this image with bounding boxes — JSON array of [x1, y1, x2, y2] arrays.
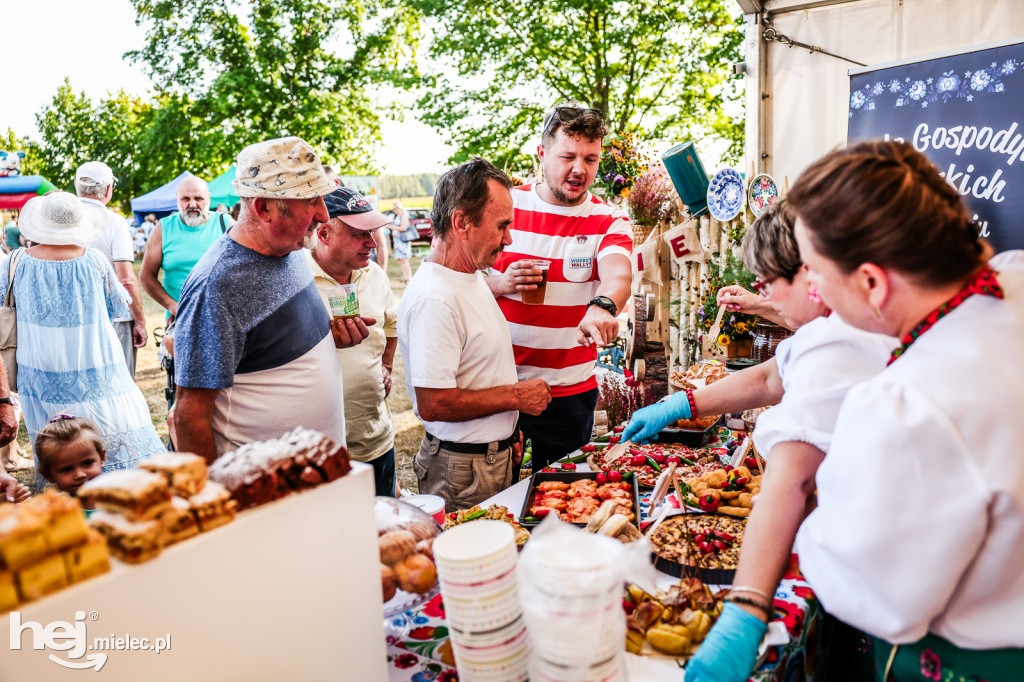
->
[[0, 462, 387, 681]]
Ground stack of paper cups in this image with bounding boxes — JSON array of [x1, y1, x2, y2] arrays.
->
[[518, 533, 626, 681], [433, 521, 529, 681]]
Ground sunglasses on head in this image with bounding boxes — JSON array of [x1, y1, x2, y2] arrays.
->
[[541, 106, 603, 139]]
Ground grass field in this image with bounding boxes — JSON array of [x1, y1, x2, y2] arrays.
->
[[13, 254, 426, 495]]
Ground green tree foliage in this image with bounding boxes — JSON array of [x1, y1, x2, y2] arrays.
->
[[411, 0, 744, 168], [126, 0, 418, 173], [29, 80, 159, 213]]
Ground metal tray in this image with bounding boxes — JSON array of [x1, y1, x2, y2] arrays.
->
[[650, 415, 723, 447], [648, 512, 745, 585], [518, 471, 641, 529]]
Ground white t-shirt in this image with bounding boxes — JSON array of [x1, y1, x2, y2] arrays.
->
[[80, 198, 133, 265], [797, 259, 1024, 647], [80, 197, 134, 322], [398, 261, 519, 443], [752, 313, 897, 457]]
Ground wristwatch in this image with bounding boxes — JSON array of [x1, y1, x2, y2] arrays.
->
[[588, 295, 618, 317], [0, 397, 13, 407]]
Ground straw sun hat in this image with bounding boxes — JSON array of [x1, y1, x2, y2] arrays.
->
[[18, 192, 107, 246]]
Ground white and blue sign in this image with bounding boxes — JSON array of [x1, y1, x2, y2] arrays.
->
[[848, 40, 1024, 253]]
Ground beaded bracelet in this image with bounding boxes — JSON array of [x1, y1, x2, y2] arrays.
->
[[685, 388, 697, 418], [730, 585, 773, 603], [725, 593, 772, 615]]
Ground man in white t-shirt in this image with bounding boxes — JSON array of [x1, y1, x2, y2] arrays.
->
[[76, 161, 148, 378], [398, 158, 552, 511]]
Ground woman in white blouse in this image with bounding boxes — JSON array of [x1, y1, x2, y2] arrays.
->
[[785, 140, 1024, 681], [625, 201, 896, 681]]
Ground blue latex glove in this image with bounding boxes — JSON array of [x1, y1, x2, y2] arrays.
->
[[685, 603, 768, 682], [621, 393, 692, 444]]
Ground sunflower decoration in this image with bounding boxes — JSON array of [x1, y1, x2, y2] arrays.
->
[[697, 256, 759, 350]]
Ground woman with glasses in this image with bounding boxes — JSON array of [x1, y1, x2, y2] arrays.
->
[[778, 141, 1024, 682], [623, 199, 896, 681]]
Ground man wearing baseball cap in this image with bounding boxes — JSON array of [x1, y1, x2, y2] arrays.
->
[[307, 187, 398, 495], [75, 160, 148, 377], [172, 136, 346, 463]]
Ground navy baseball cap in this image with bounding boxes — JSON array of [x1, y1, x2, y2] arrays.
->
[[322, 187, 391, 231]]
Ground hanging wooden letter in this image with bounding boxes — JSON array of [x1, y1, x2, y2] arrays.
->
[[632, 239, 660, 284], [661, 221, 704, 263]]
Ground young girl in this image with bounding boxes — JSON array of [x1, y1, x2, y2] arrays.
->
[[35, 415, 106, 507]]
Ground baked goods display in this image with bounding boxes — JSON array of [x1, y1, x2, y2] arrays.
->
[[680, 465, 761, 517], [78, 469, 172, 521], [521, 473, 637, 525], [443, 505, 530, 546], [649, 514, 747, 582], [86, 454, 237, 563], [90, 510, 164, 565], [624, 578, 728, 657], [670, 361, 728, 390], [140, 452, 208, 497], [0, 491, 111, 611], [376, 497, 441, 614], [188, 481, 237, 532], [158, 497, 201, 545], [209, 427, 351, 510]]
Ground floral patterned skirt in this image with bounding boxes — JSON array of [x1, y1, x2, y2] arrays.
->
[[871, 633, 1024, 682]]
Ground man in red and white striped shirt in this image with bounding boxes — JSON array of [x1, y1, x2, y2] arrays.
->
[[487, 106, 633, 470]]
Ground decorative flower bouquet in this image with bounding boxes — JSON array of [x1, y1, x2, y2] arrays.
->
[[596, 133, 648, 200], [597, 371, 661, 428], [627, 171, 675, 245], [697, 255, 758, 349]]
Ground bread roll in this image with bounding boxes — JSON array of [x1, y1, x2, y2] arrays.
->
[[394, 554, 437, 594], [379, 530, 417, 566], [381, 564, 397, 602]]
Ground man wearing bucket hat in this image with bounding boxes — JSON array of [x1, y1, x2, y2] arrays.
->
[[307, 187, 398, 495], [75, 161, 148, 378], [172, 136, 347, 463]]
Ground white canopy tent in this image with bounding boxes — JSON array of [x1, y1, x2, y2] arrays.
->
[[736, 0, 1024, 183]]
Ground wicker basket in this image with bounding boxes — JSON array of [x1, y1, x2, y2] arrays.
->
[[633, 222, 657, 246]]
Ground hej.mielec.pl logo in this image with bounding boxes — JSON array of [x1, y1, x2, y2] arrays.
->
[[10, 610, 171, 671]]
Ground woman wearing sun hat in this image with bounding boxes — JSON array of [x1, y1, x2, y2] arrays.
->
[[7, 192, 163, 480]]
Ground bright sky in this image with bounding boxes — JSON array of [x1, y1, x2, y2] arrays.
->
[[0, 0, 453, 176]]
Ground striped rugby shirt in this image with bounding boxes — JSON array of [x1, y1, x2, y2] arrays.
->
[[491, 184, 633, 397]]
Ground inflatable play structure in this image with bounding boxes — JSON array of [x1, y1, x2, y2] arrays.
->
[[0, 175, 58, 210]]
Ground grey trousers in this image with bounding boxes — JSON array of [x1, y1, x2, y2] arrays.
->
[[413, 434, 515, 513], [114, 320, 137, 379]]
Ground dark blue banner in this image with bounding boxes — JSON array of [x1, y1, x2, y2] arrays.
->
[[848, 40, 1024, 253]]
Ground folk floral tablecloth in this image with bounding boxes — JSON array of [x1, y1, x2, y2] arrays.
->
[[388, 556, 822, 682]]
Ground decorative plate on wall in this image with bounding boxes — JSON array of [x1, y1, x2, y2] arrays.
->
[[748, 173, 780, 218], [706, 168, 744, 222]]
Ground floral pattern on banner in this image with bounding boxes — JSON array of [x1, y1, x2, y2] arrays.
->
[[849, 58, 1022, 116]]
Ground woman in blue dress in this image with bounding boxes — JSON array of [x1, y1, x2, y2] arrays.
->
[[7, 192, 163, 479]]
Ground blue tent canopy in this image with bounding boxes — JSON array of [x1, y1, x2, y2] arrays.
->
[[130, 171, 203, 225]]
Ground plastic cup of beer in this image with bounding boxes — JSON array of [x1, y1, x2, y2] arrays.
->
[[327, 284, 359, 323], [521, 260, 551, 305]]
